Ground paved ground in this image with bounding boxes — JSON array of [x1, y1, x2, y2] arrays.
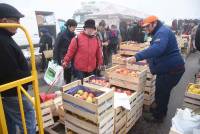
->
[[37, 52, 200, 134]]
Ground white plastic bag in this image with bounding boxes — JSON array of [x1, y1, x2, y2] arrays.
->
[[114, 92, 131, 110], [172, 108, 200, 134], [44, 60, 65, 87]]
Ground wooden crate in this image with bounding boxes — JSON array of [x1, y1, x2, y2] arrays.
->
[[146, 79, 156, 87], [147, 73, 155, 79], [106, 65, 147, 91], [65, 110, 114, 134], [36, 103, 54, 131], [119, 50, 137, 56], [114, 107, 127, 134], [120, 42, 147, 51], [183, 102, 200, 110], [112, 54, 130, 65], [144, 92, 155, 101], [144, 86, 156, 93], [62, 80, 114, 124], [184, 83, 200, 106], [115, 124, 126, 134], [126, 60, 148, 71], [58, 105, 65, 124], [144, 98, 155, 106], [44, 122, 65, 134], [83, 75, 110, 89]]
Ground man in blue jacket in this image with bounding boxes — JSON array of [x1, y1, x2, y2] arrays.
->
[[127, 16, 185, 122]]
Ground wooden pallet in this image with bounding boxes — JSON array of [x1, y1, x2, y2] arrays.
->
[[65, 110, 114, 134], [62, 80, 114, 124], [106, 65, 147, 91], [183, 102, 200, 110]]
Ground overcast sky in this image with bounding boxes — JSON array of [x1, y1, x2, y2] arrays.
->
[[1, 0, 200, 24]]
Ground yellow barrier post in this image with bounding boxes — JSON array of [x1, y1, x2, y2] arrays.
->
[[0, 23, 44, 134]]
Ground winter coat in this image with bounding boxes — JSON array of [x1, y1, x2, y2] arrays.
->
[[64, 32, 103, 73], [39, 33, 53, 53], [0, 29, 31, 97], [195, 25, 200, 51], [135, 21, 185, 75], [53, 28, 75, 65]]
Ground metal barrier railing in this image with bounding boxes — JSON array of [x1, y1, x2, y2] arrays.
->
[[0, 23, 44, 134]]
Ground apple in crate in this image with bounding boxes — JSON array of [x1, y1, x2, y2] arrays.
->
[[77, 89, 84, 95]]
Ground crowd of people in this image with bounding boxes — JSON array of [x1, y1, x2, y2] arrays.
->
[[1, 3, 200, 134]]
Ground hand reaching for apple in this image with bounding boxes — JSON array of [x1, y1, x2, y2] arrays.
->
[[126, 56, 136, 64]]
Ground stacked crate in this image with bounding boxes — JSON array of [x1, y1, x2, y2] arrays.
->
[[119, 41, 148, 56], [144, 69, 156, 106], [183, 83, 200, 110], [106, 65, 147, 133], [61, 80, 114, 134], [112, 54, 132, 66]]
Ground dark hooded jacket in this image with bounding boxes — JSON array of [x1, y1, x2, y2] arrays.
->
[[0, 28, 31, 97]]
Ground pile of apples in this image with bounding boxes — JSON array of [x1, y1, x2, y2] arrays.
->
[[115, 68, 137, 77], [89, 78, 110, 87], [111, 86, 133, 96], [73, 89, 97, 104]]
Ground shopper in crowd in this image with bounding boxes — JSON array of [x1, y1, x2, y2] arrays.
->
[[63, 19, 103, 80], [0, 3, 36, 133], [108, 24, 120, 54], [127, 16, 185, 122], [119, 21, 128, 41], [39, 28, 53, 72], [195, 24, 200, 51], [190, 21, 199, 52], [53, 19, 77, 83], [97, 20, 109, 66]]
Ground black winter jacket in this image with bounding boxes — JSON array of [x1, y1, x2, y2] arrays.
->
[[53, 28, 75, 65], [195, 25, 200, 51], [0, 29, 31, 97], [39, 33, 53, 53]]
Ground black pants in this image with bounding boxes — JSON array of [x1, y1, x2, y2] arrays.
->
[[152, 70, 184, 119], [41, 53, 46, 71], [64, 68, 72, 84], [103, 46, 109, 65]]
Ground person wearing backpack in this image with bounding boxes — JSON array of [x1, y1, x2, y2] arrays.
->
[[63, 19, 103, 80], [195, 24, 200, 51], [53, 19, 77, 84], [108, 24, 120, 55]]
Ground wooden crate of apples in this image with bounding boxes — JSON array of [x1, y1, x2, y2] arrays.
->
[[119, 41, 148, 56], [61, 80, 115, 133], [112, 54, 132, 66], [83, 75, 110, 89], [110, 85, 144, 133], [106, 65, 147, 91], [184, 83, 200, 109]]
